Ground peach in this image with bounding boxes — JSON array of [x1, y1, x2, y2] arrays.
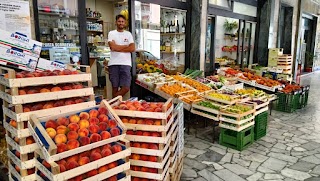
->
[[101, 148, 112, 157], [98, 122, 108, 132], [110, 128, 120, 137], [122, 118, 129, 123], [9, 119, 17, 128], [74, 98, 84, 104], [136, 130, 143, 136], [45, 120, 58, 129], [141, 167, 149, 172], [67, 155, 79, 162], [98, 114, 109, 123], [106, 176, 117, 181], [54, 100, 65, 107], [98, 107, 108, 115], [149, 143, 158, 150], [43, 103, 54, 109], [111, 145, 122, 153], [79, 151, 90, 158], [146, 107, 154, 112], [132, 142, 141, 148], [131, 166, 141, 171], [40, 88, 51, 93], [42, 160, 51, 169], [79, 112, 90, 120], [128, 106, 137, 111], [56, 125, 68, 134], [15, 73, 25, 78], [149, 168, 158, 173], [145, 119, 154, 125], [57, 159, 67, 167], [88, 125, 99, 134], [138, 107, 146, 111], [31, 104, 43, 111], [108, 119, 117, 128], [59, 164, 66, 173], [15, 165, 20, 172], [102, 144, 112, 150], [62, 85, 72, 90], [107, 162, 118, 169], [78, 156, 90, 166], [98, 165, 108, 173], [86, 169, 98, 177], [127, 130, 134, 135], [154, 120, 162, 125], [119, 104, 128, 110], [55, 134, 67, 144], [79, 136, 90, 146], [69, 175, 83, 181], [72, 84, 83, 89], [27, 168, 35, 175], [46, 128, 57, 139], [56, 117, 70, 126], [136, 119, 145, 124], [141, 143, 149, 149], [79, 119, 89, 129], [62, 69, 72, 75], [151, 132, 160, 137], [67, 139, 80, 150], [89, 109, 99, 118], [89, 117, 99, 125], [142, 132, 151, 136], [67, 131, 79, 140], [26, 136, 35, 144], [65, 99, 75, 105], [154, 107, 162, 112], [100, 131, 111, 140], [148, 156, 157, 162], [23, 107, 31, 112], [27, 89, 39, 94], [51, 86, 62, 92], [90, 133, 101, 143], [68, 123, 79, 132], [78, 128, 89, 137], [129, 119, 137, 124], [15, 150, 20, 158], [90, 152, 102, 161], [71, 71, 79, 74], [18, 89, 27, 95], [14, 137, 19, 143], [131, 154, 140, 160], [91, 147, 101, 154], [66, 160, 79, 170], [69, 115, 80, 123], [140, 155, 149, 161]]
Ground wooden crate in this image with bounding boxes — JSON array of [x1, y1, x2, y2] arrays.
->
[[219, 103, 255, 121], [7, 149, 35, 170], [4, 119, 31, 138], [0, 65, 92, 88], [237, 78, 256, 86], [204, 90, 240, 105], [154, 81, 195, 100], [28, 100, 126, 162], [5, 135, 37, 155], [35, 140, 131, 181], [245, 100, 269, 115], [130, 159, 170, 180], [170, 156, 183, 181], [109, 96, 174, 119], [219, 120, 255, 132], [178, 94, 203, 111], [8, 163, 36, 181]]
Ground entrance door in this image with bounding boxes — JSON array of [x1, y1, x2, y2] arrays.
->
[[205, 17, 215, 76]]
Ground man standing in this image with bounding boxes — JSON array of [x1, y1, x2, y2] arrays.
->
[[108, 14, 135, 98]]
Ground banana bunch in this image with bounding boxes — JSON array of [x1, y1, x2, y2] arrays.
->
[[120, 9, 129, 27]]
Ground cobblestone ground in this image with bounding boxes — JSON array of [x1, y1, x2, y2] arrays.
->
[[182, 73, 320, 181]]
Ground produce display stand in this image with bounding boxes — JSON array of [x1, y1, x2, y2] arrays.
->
[[28, 100, 125, 162], [204, 90, 240, 105], [0, 65, 96, 181], [34, 140, 131, 181]]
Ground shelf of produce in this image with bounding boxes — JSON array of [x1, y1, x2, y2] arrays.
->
[[35, 143, 131, 181], [3, 101, 96, 122], [0, 88, 94, 105], [0, 65, 92, 88], [108, 96, 173, 119], [28, 100, 126, 162], [219, 120, 255, 132]]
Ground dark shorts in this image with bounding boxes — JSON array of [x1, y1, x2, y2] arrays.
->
[[108, 65, 132, 88]]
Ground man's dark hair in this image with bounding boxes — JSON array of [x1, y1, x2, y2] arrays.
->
[[116, 14, 126, 21]]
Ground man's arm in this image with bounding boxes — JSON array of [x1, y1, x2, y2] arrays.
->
[[109, 41, 135, 52]]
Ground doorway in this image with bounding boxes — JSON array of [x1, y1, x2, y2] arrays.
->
[[277, 4, 293, 54], [205, 16, 216, 76]]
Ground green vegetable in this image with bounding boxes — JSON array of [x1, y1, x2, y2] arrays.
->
[[198, 101, 220, 110]]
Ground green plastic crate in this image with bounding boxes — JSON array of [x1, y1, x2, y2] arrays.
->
[[298, 86, 310, 109], [219, 126, 254, 151], [254, 111, 268, 140], [276, 91, 300, 113]]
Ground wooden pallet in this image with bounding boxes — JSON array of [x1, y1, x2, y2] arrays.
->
[[28, 100, 126, 162], [35, 141, 131, 181], [109, 96, 174, 119]]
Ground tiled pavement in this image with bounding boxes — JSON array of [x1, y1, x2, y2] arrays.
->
[[182, 73, 320, 181]]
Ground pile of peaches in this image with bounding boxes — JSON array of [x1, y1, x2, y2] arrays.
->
[[16, 83, 84, 95], [43, 107, 122, 153], [4, 69, 79, 79], [17, 97, 88, 112], [113, 100, 170, 112], [38, 143, 124, 181]]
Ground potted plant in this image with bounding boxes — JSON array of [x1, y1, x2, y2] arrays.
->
[[305, 51, 316, 72], [224, 20, 238, 37]]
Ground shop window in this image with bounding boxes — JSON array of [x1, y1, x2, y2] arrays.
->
[[209, 0, 232, 9], [233, 2, 257, 17]]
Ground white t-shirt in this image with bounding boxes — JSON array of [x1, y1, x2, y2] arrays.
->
[[108, 30, 134, 66]]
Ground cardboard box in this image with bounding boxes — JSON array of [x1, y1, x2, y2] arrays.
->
[[0, 46, 38, 71], [35, 58, 66, 71], [0, 30, 42, 58]]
